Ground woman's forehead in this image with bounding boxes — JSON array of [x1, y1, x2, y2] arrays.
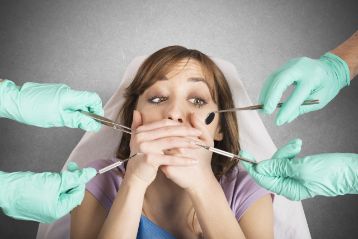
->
[[148, 60, 211, 91], [148, 58, 217, 99], [165, 59, 205, 78]]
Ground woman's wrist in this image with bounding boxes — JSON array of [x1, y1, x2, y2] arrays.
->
[[122, 174, 149, 192], [186, 172, 219, 198]]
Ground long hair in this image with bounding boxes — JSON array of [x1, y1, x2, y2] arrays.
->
[[117, 45, 240, 180]]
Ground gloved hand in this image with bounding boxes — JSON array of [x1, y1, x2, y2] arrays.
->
[[241, 139, 358, 200], [259, 53, 350, 125], [0, 163, 97, 223], [0, 80, 104, 131]]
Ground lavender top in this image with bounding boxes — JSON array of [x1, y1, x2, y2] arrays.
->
[[86, 158, 271, 221]]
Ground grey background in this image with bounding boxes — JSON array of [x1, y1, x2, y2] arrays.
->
[[0, 0, 357, 238]]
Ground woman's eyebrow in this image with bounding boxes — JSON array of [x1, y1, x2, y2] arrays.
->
[[187, 77, 210, 88], [160, 76, 209, 87]]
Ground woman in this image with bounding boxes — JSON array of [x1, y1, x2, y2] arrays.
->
[[71, 46, 274, 239]]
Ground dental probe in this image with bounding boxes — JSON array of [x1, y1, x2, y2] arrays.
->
[[97, 153, 138, 174], [193, 142, 257, 164]]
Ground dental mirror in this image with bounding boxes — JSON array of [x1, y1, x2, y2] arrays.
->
[[205, 99, 320, 125]]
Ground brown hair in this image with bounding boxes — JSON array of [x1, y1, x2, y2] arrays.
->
[[117, 45, 240, 180]]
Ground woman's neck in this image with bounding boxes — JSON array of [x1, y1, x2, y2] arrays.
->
[[142, 170, 202, 237], [142, 170, 193, 220], [145, 170, 187, 206]]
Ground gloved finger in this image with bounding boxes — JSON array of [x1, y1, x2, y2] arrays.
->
[[285, 110, 300, 124], [297, 92, 324, 116], [240, 149, 287, 182], [63, 111, 102, 132], [239, 149, 256, 161], [298, 104, 321, 116], [286, 99, 321, 124], [60, 167, 96, 191], [78, 167, 97, 184], [259, 73, 279, 114], [67, 163, 96, 180], [241, 160, 269, 186], [258, 72, 276, 113], [242, 149, 306, 200], [256, 157, 293, 177], [58, 184, 86, 217], [271, 175, 312, 201], [81, 92, 104, 116], [271, 138, 302, 159], [241, 160, 259, 178], [265, 176, 303, 201], [65, 90, 103, 113], [67, 162, 79, 172], [260, 70, 296, 115], [276, 82, 312, 125], [241, 161, 263, 181], [59, 171, 82, 191], [240, 151, 284, 193], [287, 87, 325, 123], [239, 150, 260, 177]]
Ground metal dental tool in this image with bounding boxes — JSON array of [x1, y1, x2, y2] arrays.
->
[[205, 99, 320, 124], [97, 153, 138, 174], [193, 142, 257, 164], [80, 110, 133, 134], [79, 111, 138, 175], [80, 111, 258, 169]]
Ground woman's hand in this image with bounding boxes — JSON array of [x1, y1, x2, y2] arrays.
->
[[160, 113, 216, 191], [124, 110, 202, 188]]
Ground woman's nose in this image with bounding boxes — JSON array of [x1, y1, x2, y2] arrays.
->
[[166, 102, 185, 123], [168, 116, 183, 123]]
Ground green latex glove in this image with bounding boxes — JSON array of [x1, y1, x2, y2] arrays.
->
[[0, 80, 104, 131], [259, 53, 350, 125], [241, 139, 358, 200], [0, 163, 97, 223]]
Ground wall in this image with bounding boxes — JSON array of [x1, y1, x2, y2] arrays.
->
[[0, 0, 357, 238]]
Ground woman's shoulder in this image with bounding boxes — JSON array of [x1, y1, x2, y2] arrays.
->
[[220, 165, 272, 220]]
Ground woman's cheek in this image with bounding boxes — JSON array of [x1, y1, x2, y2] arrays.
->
[[139, 112, 162, 124]]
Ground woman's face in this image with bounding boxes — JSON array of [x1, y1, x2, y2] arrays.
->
[[136, 59, 222, 140]]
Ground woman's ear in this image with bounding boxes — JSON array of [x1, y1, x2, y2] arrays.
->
[[214, 127, 223, 141]]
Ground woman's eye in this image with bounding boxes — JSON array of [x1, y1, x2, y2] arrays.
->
[[188, 97, 207, 108], [148, 96, 168, 104]]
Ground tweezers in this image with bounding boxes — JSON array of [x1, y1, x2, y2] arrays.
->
[[79, 111, 136, 174], [80, 110, 133, 134]]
